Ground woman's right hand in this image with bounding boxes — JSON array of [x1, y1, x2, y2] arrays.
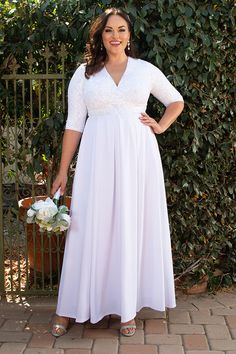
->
[[51, 172, 68, 197]]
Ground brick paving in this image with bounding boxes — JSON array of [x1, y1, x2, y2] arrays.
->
[[0, 288, 236, 353]]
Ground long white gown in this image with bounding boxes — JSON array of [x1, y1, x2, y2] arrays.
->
[[56, 57, 183, 323]]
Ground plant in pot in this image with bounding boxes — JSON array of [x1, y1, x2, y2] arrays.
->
[[18, 111, 73, 276]]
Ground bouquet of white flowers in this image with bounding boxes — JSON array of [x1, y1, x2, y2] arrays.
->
[[26, 189, 71, 234]]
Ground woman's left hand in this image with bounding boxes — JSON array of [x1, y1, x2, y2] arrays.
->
[[139, 112, 165, 134]]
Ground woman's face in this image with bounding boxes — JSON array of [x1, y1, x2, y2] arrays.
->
[[102, 15, 130, 56]]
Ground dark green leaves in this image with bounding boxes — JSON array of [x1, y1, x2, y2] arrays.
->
[[1, 0, 235, 291]]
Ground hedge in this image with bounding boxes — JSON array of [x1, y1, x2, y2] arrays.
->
[[0, 0, 235, 290]]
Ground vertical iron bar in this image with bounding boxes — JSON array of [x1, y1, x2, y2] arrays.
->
[[13, 77, 21, 292], [46, 56, 49, 115], [49, 235, 52, 290], [29, 62, 36, 293], [5, 80, 10, 162], [41, 232, 45, 290], [22, 81, 29, 290], [30, 78, 33, 130], [54, 79, 57, 110], [22, 81, 26, 147], [29, 61, 37, 290], [5, 80, 13, 293], [56, 234, 60, 285], [46, 56, 50, 195], [25, 220, 29, 291], [38, 79, 42, 123], [9, 81, 14, 292], [61, 48, 65, 112], [33, 222, 37, 288], [9, 218, 13, 292], [0, 91, 4, 296], [29, 77, 35, 191]]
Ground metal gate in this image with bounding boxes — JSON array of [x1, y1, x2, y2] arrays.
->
[[0, 44, 70, 296]]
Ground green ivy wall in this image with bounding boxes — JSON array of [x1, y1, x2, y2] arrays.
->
[[1, 0, 235, 290]]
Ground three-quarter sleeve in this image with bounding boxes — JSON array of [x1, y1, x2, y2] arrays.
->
[[65, 64, 88, 133], [149, 63, 184, 107]]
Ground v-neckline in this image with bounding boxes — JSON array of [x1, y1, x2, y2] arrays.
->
[[104, 57, 130, 88]]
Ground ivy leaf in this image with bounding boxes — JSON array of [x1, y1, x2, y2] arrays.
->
[[164, 35, 177, 47], [155, 52, 163, 67], [176, 15, 184, 27]]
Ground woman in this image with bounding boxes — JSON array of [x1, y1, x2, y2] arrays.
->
[[51, 8, 184, 337]]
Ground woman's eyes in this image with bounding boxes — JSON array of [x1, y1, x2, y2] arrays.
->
[[104, 29, 126, 33]]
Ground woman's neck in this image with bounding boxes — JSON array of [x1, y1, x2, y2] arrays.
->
[[105, 53, 128, 65]]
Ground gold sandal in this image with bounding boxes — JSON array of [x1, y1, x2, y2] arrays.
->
[[51, 323, 67, 337], [120, 323, 136, 337]]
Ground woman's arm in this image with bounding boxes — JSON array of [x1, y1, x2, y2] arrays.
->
[[139, 101, 184, 134], [51, 129, 82, 195]]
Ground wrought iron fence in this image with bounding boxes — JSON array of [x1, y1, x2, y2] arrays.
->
[[0, 44, 69, 296]]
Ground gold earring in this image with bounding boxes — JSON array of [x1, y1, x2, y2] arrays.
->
[[127, 40, 130, 51]]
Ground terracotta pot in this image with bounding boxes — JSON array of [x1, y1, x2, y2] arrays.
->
[[18, 195, 71, 274], [185, 281, 208, 295], [184, 279, 208, 295]]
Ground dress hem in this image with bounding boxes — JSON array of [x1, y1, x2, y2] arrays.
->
[[56, 302, 177, 324]]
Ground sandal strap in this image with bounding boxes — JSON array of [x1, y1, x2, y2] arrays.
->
[[120, 324, 136, 330], [52, 323, 67, 331]]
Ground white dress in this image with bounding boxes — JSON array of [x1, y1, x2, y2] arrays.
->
[[56, 57, 183, 323]]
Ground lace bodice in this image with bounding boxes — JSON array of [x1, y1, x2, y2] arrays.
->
[[65, 57, 183, 133]]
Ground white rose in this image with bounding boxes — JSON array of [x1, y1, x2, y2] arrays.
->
[[46, 224, 53, 232], [36, 206, 57, 222], [53, 213, 71, 232], [59, 213, 71, 225], [39, 224, 53, 232], [31, 199, 46, 210], [26, 216, 34, 224], [32, 198, 58, 223], [32, 197, 57, 211], [27, 208, 36, 218], [37, 218, 54, 231]]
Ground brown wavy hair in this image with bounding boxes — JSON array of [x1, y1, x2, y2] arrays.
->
[[84, 8, 136, 78]]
